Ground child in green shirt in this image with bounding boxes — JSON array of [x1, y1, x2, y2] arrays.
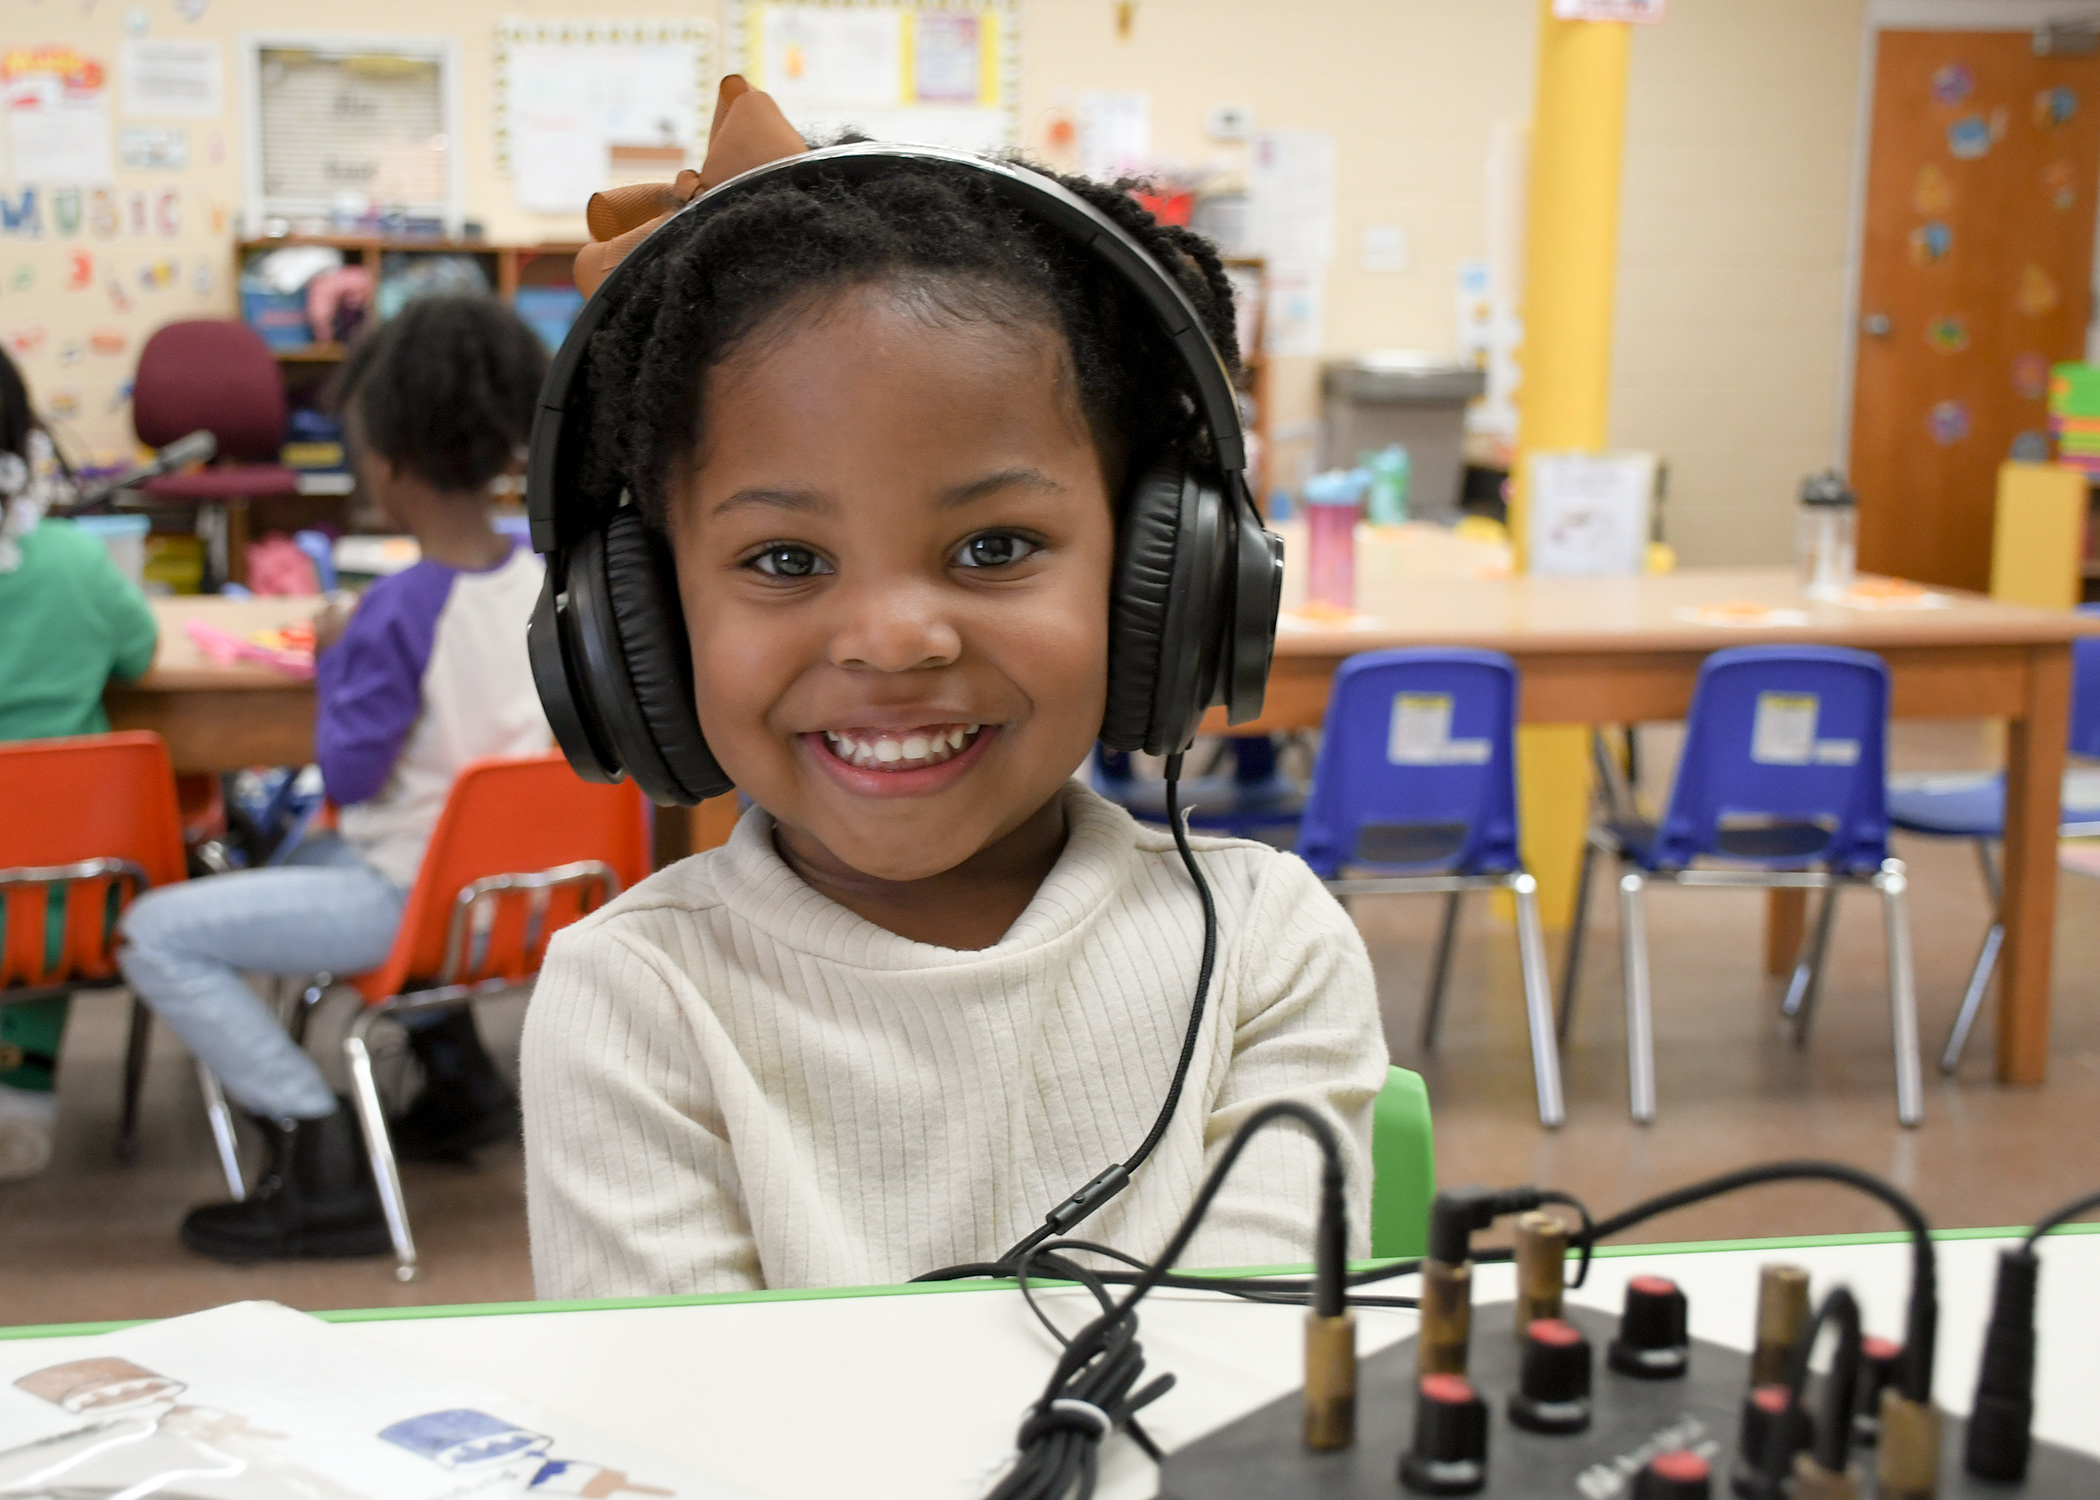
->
[[0, 346, 160, 1179]]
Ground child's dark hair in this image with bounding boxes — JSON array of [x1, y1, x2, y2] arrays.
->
[[0, 345, 32, 460], [582, 157, 1242, 529], [334, 294, 549, 493]]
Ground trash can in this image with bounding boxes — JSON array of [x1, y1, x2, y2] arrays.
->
[[1321, 354, 1486, 523]]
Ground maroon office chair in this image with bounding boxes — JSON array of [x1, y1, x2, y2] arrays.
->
[[132, 320, 302, 587]]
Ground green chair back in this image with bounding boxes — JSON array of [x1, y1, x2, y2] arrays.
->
[[1370, 1065, 1435, 1259]]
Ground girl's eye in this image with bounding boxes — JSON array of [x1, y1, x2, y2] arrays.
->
[[747, 545, 832, 579], [953, 532, 1041, 570]]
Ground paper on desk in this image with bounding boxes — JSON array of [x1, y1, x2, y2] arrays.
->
[[0, 1300, 731, 1499]]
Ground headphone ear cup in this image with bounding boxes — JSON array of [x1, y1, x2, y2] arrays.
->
[[585, 510, 733, 806], [1100, 459, 1186, 752], [1102, 459, 1230, 756]]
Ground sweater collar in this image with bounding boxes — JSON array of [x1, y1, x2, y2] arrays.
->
[[714, 780, 1135, 969]]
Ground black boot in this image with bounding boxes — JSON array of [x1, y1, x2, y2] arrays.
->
[[180, 1102, 391, 1261], [389, 1008, 520, 1163]]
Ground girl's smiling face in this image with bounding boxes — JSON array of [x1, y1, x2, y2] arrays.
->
[[667, 279, 1117, 885]]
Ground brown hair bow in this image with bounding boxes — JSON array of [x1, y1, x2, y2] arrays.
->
[[572, 75, 809, 297]]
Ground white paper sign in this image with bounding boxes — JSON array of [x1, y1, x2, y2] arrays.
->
[[1247, 129, 1336, 269], [1751, 692, 1818, 766], [121, 39, 224, 119], [1076, 89, 1151, 181], [1525, 450, 1657, 577], [510, 61, 610, 213], [4, 88, 113, 184], [1389, 694, 1492, 766], [1552, 0, 1666, 21], [761, 5, 905, 112], [1263, 265, 1327, 357]]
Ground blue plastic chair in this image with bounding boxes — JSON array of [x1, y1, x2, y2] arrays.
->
[[1561, 646, 1922, 1126], [1297, 648, 1564, 1128], [1092, 737, 1305, 843], [1884, 608, 2100, 1071]]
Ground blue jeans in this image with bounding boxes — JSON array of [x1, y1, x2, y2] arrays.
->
[[118, 835, 407, 1119]]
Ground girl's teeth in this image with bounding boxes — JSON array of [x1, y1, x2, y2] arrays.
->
[[821, 724, 981, 770]]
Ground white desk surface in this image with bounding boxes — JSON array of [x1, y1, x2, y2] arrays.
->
[[6, 1234, 2095, 1499]]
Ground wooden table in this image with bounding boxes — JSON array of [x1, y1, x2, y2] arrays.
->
[[1206, 566, 2100, 1086], [106, 597, 320, 774]]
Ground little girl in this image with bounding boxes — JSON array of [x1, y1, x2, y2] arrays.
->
[[522, 82, 1387, 1296], [120, 295, 552, 1261], [0, 346, 159, 1180]]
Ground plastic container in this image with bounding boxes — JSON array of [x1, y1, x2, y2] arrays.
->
[[241, 290, 313, 351], [1797, 470, 1856, 601], [1303, 468, 1369, 610], [1363, 444, 1411, 526], [71, 513, 149, 586]]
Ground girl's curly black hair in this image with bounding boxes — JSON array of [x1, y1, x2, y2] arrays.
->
[[578, 156, 1242, 531], [334, 293, 549, 494]]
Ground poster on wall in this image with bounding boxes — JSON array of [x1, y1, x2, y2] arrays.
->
[[495, 20, 712, 215], [726, 0, 1019, 154], [3, 45, 115, 184], [120, 39, 225, 119]]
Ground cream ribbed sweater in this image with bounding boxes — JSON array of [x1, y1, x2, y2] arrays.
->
[[521, 782, 1389, 1298]]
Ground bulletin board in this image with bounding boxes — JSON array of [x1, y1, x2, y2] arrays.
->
[[2, 37, 237, 465], [242, 35, 462, 231], [494, 20, 712, 216], [725, 0, 1020, 154]]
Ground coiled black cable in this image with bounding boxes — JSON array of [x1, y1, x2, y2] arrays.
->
[[984, 1100, 1348, 1500]]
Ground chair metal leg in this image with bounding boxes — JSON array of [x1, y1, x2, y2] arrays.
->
[[1941, 922, 2004, 1074], [1875, 859, 1925, 1129], [1420, 891, 1464, 1052], [345, 1008, 420, 1282], [1558, 837, 1600, 1042], [1511, 873, 1566, 1128], [1781, 886, 1840, 1045], [1940, 840, 2004, 1074], [195, 1063, 246, 1201], [117, 998, 151, 1164], [1618, 871, 1657, 1124]]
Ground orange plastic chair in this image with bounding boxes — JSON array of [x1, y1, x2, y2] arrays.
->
[[335, 754, 650, 1279], [0, 732, 186, 1159]]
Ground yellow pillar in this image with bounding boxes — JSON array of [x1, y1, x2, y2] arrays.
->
[[1511, 3, 1634, 927]]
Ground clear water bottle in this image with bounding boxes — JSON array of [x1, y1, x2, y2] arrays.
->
[[1797, 470, 1856, 601]]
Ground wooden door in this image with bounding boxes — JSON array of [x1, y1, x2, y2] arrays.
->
[[1850, 31, 2100, 590]]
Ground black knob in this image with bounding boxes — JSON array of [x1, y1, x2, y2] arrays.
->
[[1852, 1333, 1901, 1445], [1633, 1449, 1713, 1500], [1732, 1385, 1812, 1500], [1399, 1373, 1489, 1495], [1507, 1318, 1592, 1434], [1609, 1274, 1690, 1379]]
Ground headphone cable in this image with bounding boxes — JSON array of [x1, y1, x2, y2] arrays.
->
[[918, 748, 1219, 1280]]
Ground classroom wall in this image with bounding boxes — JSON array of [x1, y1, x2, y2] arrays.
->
[[1614, 0, 1869, 565], [7, 0, 1870, 567]]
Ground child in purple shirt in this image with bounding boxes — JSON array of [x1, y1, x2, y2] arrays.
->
[[117, 296, 552, 1262]]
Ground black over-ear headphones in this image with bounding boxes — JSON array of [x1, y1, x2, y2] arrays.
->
[[526, 142, 1284, 806]]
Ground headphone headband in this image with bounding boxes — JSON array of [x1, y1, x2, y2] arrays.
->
[[528, 142, 1247, 553]]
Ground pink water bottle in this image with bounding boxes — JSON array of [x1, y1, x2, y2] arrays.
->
[[1304, 469, 1367, 610]]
